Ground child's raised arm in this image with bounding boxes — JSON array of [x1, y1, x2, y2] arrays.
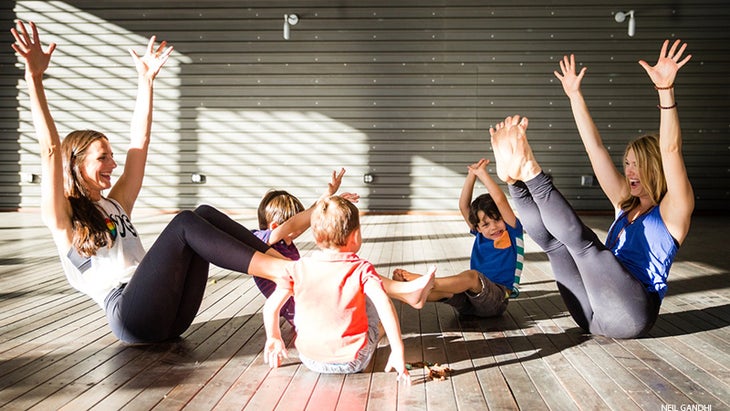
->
[[364, 279, 411, 384], [263, 286, 293, 369], [458, 160, 480, 230], [470, 159, 517, 228], [268, 168, 359, 244]]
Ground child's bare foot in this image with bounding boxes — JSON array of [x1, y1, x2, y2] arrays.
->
[[390, 265, 436, 309], [392, 268, 421, 282]]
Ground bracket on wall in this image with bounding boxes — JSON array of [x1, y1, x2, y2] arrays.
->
[[283, 14, 299, 40]]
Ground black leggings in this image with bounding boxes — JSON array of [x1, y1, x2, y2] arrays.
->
[[509, 172, 660, 338], [105, 205, 272, 343]]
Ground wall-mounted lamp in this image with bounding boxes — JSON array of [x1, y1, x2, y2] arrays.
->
[[20, 172, 39, 184], [191, 173, 206, 184], [615, 10, 635, 37], [363, 173, 374, 184], [283, 14, 299, 40]]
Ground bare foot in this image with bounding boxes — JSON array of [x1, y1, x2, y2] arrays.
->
[[388, 265, 436, 309], [490, 115, 541, 182], [489, 119, 517, 184], [392, 268, 421, 282]]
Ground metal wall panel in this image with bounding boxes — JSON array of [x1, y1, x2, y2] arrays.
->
[[2, 1, 728, 212]]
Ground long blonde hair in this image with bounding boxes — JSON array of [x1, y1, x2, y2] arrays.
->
[[618, 134, 667, 211], [61, 130, 114, 257]]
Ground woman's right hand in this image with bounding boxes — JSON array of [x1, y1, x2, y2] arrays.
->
[[554, 54, 587, 97], [11, 21, 56, 78]]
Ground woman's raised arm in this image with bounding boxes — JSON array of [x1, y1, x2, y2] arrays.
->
[[555, 54, 627, 208], [12, 21, 72, 242], [639, 40, 694, 244], [109, 36, 173, 215]]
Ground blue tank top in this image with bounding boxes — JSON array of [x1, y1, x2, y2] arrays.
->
[[605, 206, 678, 299]]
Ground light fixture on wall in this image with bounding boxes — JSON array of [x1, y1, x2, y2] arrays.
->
[[191, 173, 206, 184], [615, 10, 635, 37], [283, 14, 299, 40]]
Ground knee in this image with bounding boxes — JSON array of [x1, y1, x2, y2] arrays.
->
[[194, 204, 217, 218], [464, 270, 482, 286], [540, 238, 566, 254], [173, 209, 197, 224]]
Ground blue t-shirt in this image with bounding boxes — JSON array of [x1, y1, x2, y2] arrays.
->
[[470, 219, 524, 289], [605, 206, 678, 299]]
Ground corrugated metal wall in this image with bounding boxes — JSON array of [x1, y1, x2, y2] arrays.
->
[[2, 0, 728, 212]]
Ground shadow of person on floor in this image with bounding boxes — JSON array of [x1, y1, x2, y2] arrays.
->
[[648, 303, 730, 337]]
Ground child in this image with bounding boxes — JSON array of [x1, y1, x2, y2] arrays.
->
[[263, 196, 410, 382], [252, 168, 359, 324], [254, 169, 434, 325], [393, 158, 524, 317]]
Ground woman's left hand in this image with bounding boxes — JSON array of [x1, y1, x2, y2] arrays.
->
[[129, 36, 173, 81], [638, 39, 691, 89]]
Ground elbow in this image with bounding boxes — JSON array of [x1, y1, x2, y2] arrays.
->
[[662, 142, 681, 155]]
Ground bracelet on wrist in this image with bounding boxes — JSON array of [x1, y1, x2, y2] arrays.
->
[[657, 103, 677, 110], [654, 84, 674, 90]]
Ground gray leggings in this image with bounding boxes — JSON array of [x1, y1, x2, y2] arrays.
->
[[105, 205, 271, 343], [509, 172, 660, 338]]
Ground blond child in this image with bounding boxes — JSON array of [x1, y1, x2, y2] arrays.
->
[[254, 170, 434, 326], [263, 196, 410, 382]]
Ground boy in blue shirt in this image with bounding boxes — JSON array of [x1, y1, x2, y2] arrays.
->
[[393, 158, 524, 317]]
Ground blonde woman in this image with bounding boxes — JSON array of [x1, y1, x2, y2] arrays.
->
[[490, 40, 693, 338]]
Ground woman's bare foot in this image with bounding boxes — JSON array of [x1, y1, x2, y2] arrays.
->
[[387, 265, 436, 309], [490, 115, 541, 182], [489, 119, 517, 184]]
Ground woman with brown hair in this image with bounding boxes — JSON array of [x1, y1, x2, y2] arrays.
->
[[12, 21, 291, 344]]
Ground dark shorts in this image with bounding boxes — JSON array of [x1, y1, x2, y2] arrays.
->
[[441, 273, 509, 317]]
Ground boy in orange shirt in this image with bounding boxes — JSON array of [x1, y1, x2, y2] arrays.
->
[[263, 196, 410, 382]]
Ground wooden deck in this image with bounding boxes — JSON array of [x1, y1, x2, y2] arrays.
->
[[0, 210, 728, 410]]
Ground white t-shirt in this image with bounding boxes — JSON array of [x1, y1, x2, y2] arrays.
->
[[59, 197, 146, 308]]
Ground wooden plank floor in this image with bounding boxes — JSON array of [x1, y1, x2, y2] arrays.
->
[[1, 210, 728, 411]]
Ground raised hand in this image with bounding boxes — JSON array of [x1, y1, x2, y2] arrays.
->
[[638, 39, 691, 89], [326, 168, 347, 196], [467, 158, 489, 179], [11, 21, 56, 77], [554, 54, 587, 97], [339, 192, 361, 203], [129, 35, 173, 81]]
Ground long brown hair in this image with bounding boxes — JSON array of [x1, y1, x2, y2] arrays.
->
[[61, 130, 113, 257], [618, 134, 667, 211]]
